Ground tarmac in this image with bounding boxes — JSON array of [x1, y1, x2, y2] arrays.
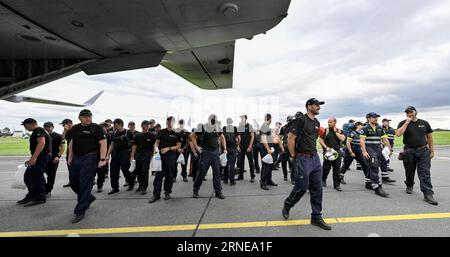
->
[[0, 147, 449, 237]]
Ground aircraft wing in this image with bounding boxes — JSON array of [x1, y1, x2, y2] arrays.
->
[[4, 91, 103, 107], [161, 42, 235, 90]]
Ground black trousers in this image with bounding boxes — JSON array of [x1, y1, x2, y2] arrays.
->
[[403, 147, 433, 194], [223, 148, 238, 183], [340, 149, 369, 182], [153, 151, 177, 197], [25, 155, 50, 201], [253, 144, 261, 172], [135, 151, 152, 190], [238, 144, 255, 178], [110, 149, 133, 190], [194, 150, 222, 193], [44, 156, 59, 193], [96, 165, 106, 189], [322, 155, 342, 187]]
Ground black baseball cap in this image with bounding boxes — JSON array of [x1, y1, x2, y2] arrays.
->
[[60, 118, 72, 125], [305, 98, 325, 107], [43, 122, 54, 128], [104, 119, 113, 123], [405, 106, 417, 113], [21, 118, 37, 125], [382, 118, 392, 122], [79, 109, 92, 117], [265, 113, 272, 121], [349, 119, 356, 123], [366, 112, 380, 118]]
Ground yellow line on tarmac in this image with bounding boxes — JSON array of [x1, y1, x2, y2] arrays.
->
[[1, 212, 450, 237]]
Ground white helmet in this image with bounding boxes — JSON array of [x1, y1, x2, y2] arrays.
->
[[324, 149, 339, 161]]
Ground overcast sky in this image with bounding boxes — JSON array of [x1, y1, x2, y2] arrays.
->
[[2, 0, 450, 133]]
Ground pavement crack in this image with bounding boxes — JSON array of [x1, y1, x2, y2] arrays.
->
[[192, 192, 214, 237]]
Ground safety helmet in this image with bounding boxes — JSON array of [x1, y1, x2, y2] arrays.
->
[[324, 149, 339, 161]]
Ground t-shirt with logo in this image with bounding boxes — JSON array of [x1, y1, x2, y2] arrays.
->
[[66, 123, 106, 156], [157, 128, 181, 149], [290, 115, 320, 154], [134, 131, 157, 153], [30, 127, 52, 159], [397, 119, 433, 148]]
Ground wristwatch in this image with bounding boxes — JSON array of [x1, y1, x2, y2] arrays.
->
[[100, 158, 106, 161]]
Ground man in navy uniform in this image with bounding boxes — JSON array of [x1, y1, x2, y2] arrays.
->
[[237, 115, 256, 183], [282, 98, 331, 231], [175, 119, 190, 183], [131, 120, 156, 194], [17, 118, 52, 207], [61, 118, 73, 188], [66, 109, 107, 223], [222, 118, 240, 185], [359, 112, 392, 198], [380, 118, 396, 183]]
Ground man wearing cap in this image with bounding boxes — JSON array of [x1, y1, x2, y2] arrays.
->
[[396, 106, 437, 205], [43, 122, 65, 196], [319, 117, 346, 191], [222, 118, 240, 185], [237, 115, 256, 183], [175, 119, 190, 183], [282, 98, 331, 231], [60, 118, 73, 188], [17, 118, 52, 207], [380, 118, 396, 184], [192, 114, 227, 199], [106, 118, 135, 194], [149, 116, 181, 203], [359, 112, 392, 198], [130, 120, 156, 194], [66, 109, 107, 223]]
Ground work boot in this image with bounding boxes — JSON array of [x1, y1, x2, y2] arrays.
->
[[164, 194, 171, 200], [215, 191, 225, 199], [374, 187, 389, 198], [334, 185, 342, 192], [108, 189, 119, 195], [250, 177, 255, 183], [311, 219, 332, 231], [405, 186, 413, 194], [340, 175, 347, 184], [193, 191, 199, 198], [230, 181, 236, 186], [97, 187, 103, 193], [87, 195, 96, 209], [183, 177, 188, 182], [149, 196, 160, 203], [260, 181, 269, 191], [127, 185, 134, 191], [382, 178, 396, 184], [71, 213, 85, 224], [236, 176, 244, 181], [141, 190, 147, 195], [267, 181, 278, 186], [424, 194, 438, 205], [365, 182, 373, 190], [17, 197, 32, 205], [24, 199, 46, 207], [282, 204, 290, 220], [284, 176, 288, 181], [63, 183, 71, 188]]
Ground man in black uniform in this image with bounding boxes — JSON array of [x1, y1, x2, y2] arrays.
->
[[96, 122, 111, 192], [66, 109, 107, 223], [106, 118, 135, 194], [282, 98, 331, 231], [17, 118, 52, 207], [61, 118, 73, 188], [43, 122, 65, 196], [360, 112, 392, 198], [396, 106, 437, 205], [319, 117, 346, 191], [192, 114, 227, 199], [252, 129, 261, 174], [237, 115, 256, 182], [280, 116, 295, 182], [175, 119, 190, 183], [131, 120, 156, 194], [149, 116, 181, 203], [222, 118, 240, 185], [260, 114, 283, 190]]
